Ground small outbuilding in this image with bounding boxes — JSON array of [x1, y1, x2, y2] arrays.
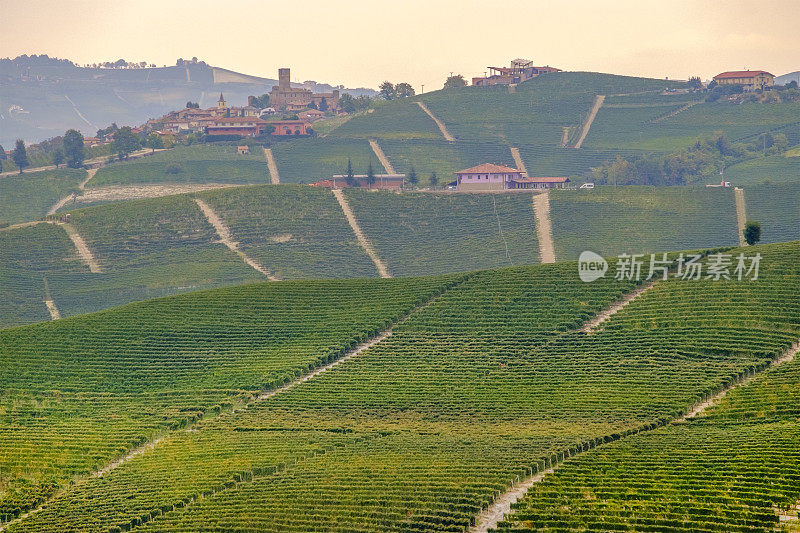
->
[[236, 145, 250, 155]]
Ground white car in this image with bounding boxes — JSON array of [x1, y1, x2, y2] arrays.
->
[[579, 183, 595, 189]]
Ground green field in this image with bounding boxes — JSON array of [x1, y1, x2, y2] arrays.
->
[[0, 275, 458, 522], [344, 188, 540, 276], [0, 168, 85, 224], [498, 242, 800, 532], [196, 185, 378, 278], [725, 150, 800, 185], [269, 137, 377, 182], [744, 182, 800, 243], [6, 241, 798, 531], [328, 99, 443, 140], [88, 145, 269, 186], [550, 186, 740, 260]]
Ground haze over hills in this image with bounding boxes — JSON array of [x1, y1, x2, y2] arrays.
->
[[0, 55, 375, 146]]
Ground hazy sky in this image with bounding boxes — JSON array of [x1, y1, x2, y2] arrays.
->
[[2, 0, 799, 90]]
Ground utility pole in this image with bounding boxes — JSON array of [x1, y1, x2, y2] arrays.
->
[[421, 84, 424, 94]]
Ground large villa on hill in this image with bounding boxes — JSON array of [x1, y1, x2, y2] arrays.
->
[[456, 163, 569, 191], [712, 70, 774, 91]]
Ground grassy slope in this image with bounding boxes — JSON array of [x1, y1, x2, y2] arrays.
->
[[10, 242, 799, 532], [550, 186, 739, 260], [88, 145, 269, 186], [343, 189, 540, 276], [0, 168, 85, 224], [724, 151, 800, 185], [0, 275, 457, 522], [197, 185, 378, 279]]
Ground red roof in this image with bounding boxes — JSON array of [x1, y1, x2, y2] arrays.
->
[[456, 163, 521, 175], [511, 176, 570, 183], [208, 117, 267, 124], [713, 70, 774, 80]]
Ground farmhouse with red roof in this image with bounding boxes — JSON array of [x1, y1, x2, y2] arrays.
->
[[713, 70, 774, 91], [455, 163, 569, 191]]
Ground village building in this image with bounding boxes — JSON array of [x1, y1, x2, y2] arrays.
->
[[472, 59, 561, 86], [455, 163, 569, 191], [203, 116, 269, 137], [269, 119, 312, 136], [298, 109, 326, 122], [311, 174, 405, 190], [713, 70, 774, 91], [269, 68, 340, 112], [236, 145, 250, 155]]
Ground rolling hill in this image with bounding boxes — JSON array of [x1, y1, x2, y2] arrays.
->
[[1, 239, 798, 531]]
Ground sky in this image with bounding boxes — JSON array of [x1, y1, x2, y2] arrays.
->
[[2, 0, 799, 90]]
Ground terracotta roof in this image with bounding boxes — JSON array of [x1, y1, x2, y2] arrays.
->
[[456, 163, 521, 174], [511, 176, 570, 183], [208, 117, 267, 124], [267, 120, 310, 125], [713, 70, 774, 80]]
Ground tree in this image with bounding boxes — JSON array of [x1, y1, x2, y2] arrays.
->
[[185, 101, 199, 109], [429, 171, 438, 188], [687, 76, 702, 90], [395, 82, 415, 98], [12, 139, 29, 174], [308, 100, 318, 110], [444, 74, 467, 90], [345, 158, 356, 187], [112, 126, 140, 160], [743, 220, 761, 245], [407, 165, 418, 186], [0, 144, 5, 160], [146, 133, 164, 153], [318, 97, 328, 111], [366, 162, 376, 188], [53, 148, 65, 168], [63, 129, 85, 168], [379, 81, 395, 100]]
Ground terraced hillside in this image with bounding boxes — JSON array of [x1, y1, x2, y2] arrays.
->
[[343, 189, 540, 276], [550, 186, 740, 260], [4, 240, 799, 532], [0, 275, 458, 523], [0, 168, 85, 224], [195, 185, 378, 278], [88, 145, 269, 186], [497, 243, 800, 532]]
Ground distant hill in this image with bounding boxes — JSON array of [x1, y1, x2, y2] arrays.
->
[[775, 71, 800, 86], [0, 55, 375, 146]]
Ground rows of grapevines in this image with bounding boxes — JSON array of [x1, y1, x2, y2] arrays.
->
[[549, 186, 740, 260], [196, 185, 378, 279], [0, 168, 85, 224], [343, 189, 539, 276], [0, 275, 458, 523]]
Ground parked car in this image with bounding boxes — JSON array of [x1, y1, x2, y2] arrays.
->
[[579, 183, 595, 189]]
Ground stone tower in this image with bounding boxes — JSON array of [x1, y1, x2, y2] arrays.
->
[[278, 68, 290, 90]]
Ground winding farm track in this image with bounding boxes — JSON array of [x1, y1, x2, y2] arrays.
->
[[48, 168, 98, 214], [510, 147, 528, 176], [734, 187, 747, 246], [574, 94, 605, 148], [263, 148, 280, 184], [417, 101, 456, 141], [61, 222, 102, 273], [369, 139, 396, 174], [581, 280, 657, 333], [650, 100, 700, 123], [532, 192, 556, 264], [470, 335, 800, 533], [194, 198, 279, 281], [0, 279, 467, 532], [332, 189, 392, 278]]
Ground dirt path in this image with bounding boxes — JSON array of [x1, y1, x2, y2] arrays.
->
[[650, 101, 700, 123], [48, 168, 98, 214], [469, 336, 800, 533], [332, 189, 391, 278], [581, 280, 657, 333], [44, 300, 61, 320], [510, 147, 528, 177], [63, 183, 245, 208], [417, 101, 455, 141], [194, 198, 279, 281], [574, 95, 605, 148], [0, 220, 53, 233], [369, 139, 396, 174], [561, 127, 570, 148], [60, 223, 102, 273], [263, 148, 280, 184], [734, 187, 747, 246], [64, 95, 95, 129], [532, 192, 556, 264]]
